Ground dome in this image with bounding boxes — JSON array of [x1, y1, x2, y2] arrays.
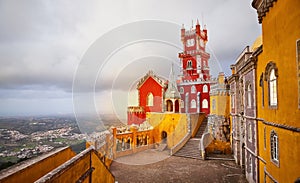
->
[[251, 35, 262, 52]]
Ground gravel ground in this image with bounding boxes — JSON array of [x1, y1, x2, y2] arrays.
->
[[110, 149, 247, 183]]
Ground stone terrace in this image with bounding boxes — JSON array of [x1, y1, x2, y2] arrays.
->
[[110, 149, 247, 183]]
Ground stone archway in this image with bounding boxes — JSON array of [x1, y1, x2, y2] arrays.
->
[[161, 131, 167, 143], [166, 100, 173, 112], [174, 99, 180, 113]]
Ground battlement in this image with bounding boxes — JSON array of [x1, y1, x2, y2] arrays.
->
[[127, 106, 144, 113]]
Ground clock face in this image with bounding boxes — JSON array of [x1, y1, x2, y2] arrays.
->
[[186, 38, 195, 47]]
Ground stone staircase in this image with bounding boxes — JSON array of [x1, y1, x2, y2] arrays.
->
[[194, 117, 208, 139], [173, 118, 208, 159]]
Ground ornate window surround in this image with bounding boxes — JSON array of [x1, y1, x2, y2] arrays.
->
[[270, 130, 279, 166], [264, 62, 278, 108]]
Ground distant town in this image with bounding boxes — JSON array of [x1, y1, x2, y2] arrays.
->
[[0, 115, 124, 170]]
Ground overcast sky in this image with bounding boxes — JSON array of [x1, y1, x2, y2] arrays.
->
[[0, 0, 261, 117]]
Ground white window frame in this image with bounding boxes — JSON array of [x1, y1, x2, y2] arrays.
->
[[203, 84, 208, 93], [202, 99, 208, 109], [269, 69, 277, 107], [191, 99, 196, 108], [147, 92, 154, 106], [247, 84, 252, 108], [191, 85, 196, 94], [270, 130, 279, 164]]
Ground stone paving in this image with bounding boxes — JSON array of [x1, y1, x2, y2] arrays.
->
[[110, 149, 248, 183]]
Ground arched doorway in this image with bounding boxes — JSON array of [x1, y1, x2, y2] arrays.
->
[[166, 100, 173, 112], [174, 99, 180, 113], [161, 131, 167, 143]]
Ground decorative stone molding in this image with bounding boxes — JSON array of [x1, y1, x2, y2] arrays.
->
[[252, 0, 278, 23], [136, 70, 166, 89]]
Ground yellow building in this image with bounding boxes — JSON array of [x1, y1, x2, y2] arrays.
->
[[252, 0, 300, 182], [209, 72, 230, 141]]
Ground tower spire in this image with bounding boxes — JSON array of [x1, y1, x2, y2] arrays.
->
[[165, 63, 180, 99]]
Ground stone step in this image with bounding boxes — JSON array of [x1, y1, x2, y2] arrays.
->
[[173, 117, 208, 159]]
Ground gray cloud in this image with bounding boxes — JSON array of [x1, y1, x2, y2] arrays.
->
[[0, 0, 261, 115]]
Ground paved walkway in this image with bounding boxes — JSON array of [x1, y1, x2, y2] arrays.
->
[[110, 149, 247, 183]]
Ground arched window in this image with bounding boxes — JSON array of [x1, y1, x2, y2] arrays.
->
[[147, 93, 153, 106], [203, 84, 208, 93], [269, 69, 277, 106], [270, 131, 279, 163], [247, 84, 252, 108], [191, 85, 196, 93], [180, 87, 184, 94], [202, 99, 208, 108], [187, 60, 192, 68], [191, 99, 196, 108], [248, 123, 252, 142], [265, 62, 278, 108]]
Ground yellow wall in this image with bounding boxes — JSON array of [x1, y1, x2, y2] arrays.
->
[[0, 147, 76, 183], [147, 113, 188, 148], [37, 148, 115, 183], [210, 94, 229, 116], [205, 140, 231, 154], [49, 152, 90, 183], [257, 0, 300, 127], [258, 122, 300, 182], [91, 151, 115, 183], [255, 0, 300, 182]]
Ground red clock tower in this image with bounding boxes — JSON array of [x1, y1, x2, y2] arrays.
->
[[178, 20, 211, 115]]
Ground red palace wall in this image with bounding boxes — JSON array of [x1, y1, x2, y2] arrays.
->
[[139, 77, 163, 113], [179, 83, 210, 115]]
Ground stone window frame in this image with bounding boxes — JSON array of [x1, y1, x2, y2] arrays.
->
[[270, 130, 279, 166], [190, 99, 196, 108], [264, 62, 278, 109], [246, 81, 252, 108], [248, 122, 252, 142], [181, 99, 184, 108], [231, 92, 235, 109]]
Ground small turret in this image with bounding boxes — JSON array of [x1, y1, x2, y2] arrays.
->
[[203, 24, 208, 42], [196, 19, 200, 36], [181, 24, 185, 43]]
